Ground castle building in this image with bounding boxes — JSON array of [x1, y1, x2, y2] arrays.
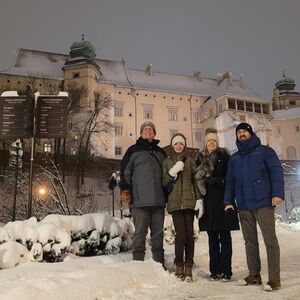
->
[[0, 37, 299, 160]]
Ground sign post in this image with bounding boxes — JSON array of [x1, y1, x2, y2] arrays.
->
[[36, 96, 69, 138], [0, 92, 34, 139], [27, 94, 69, 218], [0, 87, 69, 219]]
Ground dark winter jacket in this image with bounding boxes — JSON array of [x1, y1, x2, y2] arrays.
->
[[119, 137, 167, 208], [224, 134, 284, 210], [162, 150, 200, 213], [196, 147, 239, 232]]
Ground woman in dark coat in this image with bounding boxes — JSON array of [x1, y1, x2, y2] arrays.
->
[[195, 128, 239, 281]]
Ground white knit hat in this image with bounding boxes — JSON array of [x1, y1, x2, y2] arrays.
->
[[171, 134, 186, 147], [204, 128, 219, 146]]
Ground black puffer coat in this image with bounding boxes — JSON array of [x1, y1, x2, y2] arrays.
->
[[195, 147, 239, 232]]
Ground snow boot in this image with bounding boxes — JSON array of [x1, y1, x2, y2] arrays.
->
[[175, 264, 185, 281], [240, 274, 262, 286], [263, 280, 281, 291], [184, 265, 193, 282]]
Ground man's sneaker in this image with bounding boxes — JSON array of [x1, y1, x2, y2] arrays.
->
[[221, 274, 232, 282], [241, 274, 262, 286], [263, 280, 281, 291], [210, 274, 221, 281]]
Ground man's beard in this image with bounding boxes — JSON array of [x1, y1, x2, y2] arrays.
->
[[239, 135, 247, 141]]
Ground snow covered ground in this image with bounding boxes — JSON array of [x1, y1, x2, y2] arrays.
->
[[0, 218, 299, 300]]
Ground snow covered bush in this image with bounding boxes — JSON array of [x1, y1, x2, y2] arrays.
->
[[288, 207, 300, 224], [0, 213, 134, 268]]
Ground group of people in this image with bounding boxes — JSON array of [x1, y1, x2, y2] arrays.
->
[[119, 121, 284, 291]]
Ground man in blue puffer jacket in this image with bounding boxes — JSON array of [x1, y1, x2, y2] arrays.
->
[[224, 122, 284, 291]]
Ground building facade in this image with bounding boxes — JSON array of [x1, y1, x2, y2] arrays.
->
[[0, 38, 299, 160]]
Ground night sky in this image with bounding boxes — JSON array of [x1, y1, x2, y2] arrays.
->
[[1, 0, 299, 98]]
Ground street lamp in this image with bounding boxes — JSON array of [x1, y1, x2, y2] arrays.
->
[[38, 187, 46, 196], [35, 185, 48, 203]]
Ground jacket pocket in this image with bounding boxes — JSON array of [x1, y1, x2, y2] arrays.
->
[[235, 183, 244, 205], [253, 180, 271, 202]]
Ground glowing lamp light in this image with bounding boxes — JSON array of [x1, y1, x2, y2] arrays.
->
[[39, 188, 46, 195]]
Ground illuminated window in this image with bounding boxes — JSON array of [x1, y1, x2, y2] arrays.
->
[[43, 142, 52, 153]]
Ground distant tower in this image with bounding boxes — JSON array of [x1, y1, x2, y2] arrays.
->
[[64, 34, 98, 66], [62, 35, 102, 106], [272, 72, 300, 110]]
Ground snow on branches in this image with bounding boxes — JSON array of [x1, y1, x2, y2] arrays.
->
[[0, 213, 134, 268]]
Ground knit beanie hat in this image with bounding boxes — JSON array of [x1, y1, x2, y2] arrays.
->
[[235, 122, 254, 136], [204, 128, 219, 146], [171, 133, 186, 147], [140, 121, 156, 134]]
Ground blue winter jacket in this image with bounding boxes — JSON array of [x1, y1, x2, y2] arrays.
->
[[224, 134, 284, 210]]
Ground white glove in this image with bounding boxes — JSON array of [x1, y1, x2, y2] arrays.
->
[[194, 199, 204, 219], [168, 161, 184, 177]]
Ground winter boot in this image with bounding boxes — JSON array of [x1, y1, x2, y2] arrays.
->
[[264, 280, 281, 291], [184, 265, 193, 282], [241, 274, 262, 285], [175, 264, 185, 280]]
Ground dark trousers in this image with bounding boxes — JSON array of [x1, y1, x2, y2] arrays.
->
[[239, 206, 280, 282], [131, 207, 165, 264], [172, 209, 195, 267], [207, 231, 232, 276]]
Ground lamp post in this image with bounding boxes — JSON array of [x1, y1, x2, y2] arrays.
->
[[11, 139, 22, 221], [108, 171, 120, 217]]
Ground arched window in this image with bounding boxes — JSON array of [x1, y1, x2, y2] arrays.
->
[[287, 146, 297, 160]]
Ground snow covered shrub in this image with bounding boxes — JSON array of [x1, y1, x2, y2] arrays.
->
[[104, 236, 122, 254], [288, 206, 300, 224], [0, 213, 135, 268]]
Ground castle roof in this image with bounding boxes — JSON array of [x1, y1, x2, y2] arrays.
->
[[1, 48, 268, 101]]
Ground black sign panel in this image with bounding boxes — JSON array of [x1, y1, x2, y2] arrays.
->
[[0, 95, 33, 138], [36, 96, 69, 138]]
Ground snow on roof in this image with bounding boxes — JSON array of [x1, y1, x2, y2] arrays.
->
[[1, 48, 265, 99], [272, 107, 300, 120], [208, 78, 265, 101]]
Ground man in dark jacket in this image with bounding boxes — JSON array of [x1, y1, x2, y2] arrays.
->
[[224, 122, 284, 291], [119, 121, 166, 265]]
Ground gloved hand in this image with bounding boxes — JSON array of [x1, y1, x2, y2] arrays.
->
[[168, 161, 184, 177], [121, 190, 132, 204], [224, 207, 239, 229], [194, 199, 204, 219]]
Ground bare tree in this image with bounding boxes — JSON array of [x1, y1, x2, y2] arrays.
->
[[65, 84, 114, 189]]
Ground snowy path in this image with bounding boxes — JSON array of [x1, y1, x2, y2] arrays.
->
[[0, 224, 299, 299]]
